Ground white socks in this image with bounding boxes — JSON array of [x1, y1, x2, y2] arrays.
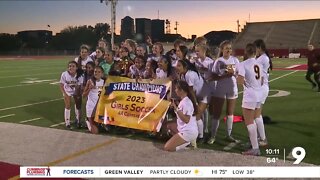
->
[[74, 105, 80, 122], [226, 115, 233, 136], [247, 123, 259, 149], [203, 109, 209, 134], [255, 115, 266, 140], [86, 118, 92, 131], [196, 120, 204, 138], [211, 118, 220, 137], [64, 108, 71, 126], [175, 142, 190, 151]]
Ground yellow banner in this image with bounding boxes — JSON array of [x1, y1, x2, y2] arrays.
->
[[94, 76, 171, 132]]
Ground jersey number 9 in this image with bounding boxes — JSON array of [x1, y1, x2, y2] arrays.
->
[[254, 65, 260, 80]]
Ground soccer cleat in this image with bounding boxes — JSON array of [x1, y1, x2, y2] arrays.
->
[[242, 148, 261, 156], [312, 83, 317, 89], [258, 139, 268, 147], [77, 121, 82, 129], [197, 137, 205, 144], [207, 136, 216, 145], [225, 135, 240, 143], [66, 125, 73, 130], [190, 140, 197, 149]]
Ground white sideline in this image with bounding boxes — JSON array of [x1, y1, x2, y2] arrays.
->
[[223, 70, 299, 150], [0, 72, 58, 79], [20, 117, 41, 123], [0, 98, 63, 111], [0, 114, 15, 119], [50, 122, 65, 128], [0, 82, 52, 89], [269, 70, 299, 82]]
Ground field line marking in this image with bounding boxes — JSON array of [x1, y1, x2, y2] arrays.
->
[[49, 122, 65, 127], [46, 138, 118, 166], [0, 81, 56, 89], [238, 70, 299, 95], [8, 138, 118, 180], [20, 117, 41, 123], [223, 142, 239, 151], [0, 72, 58, 79], [0, 98, 63, 111], [269, 70, 299, 82], [0, 114, 15, 119], [0, 67, 63, 73]]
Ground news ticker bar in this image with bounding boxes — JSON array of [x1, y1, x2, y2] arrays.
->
[[21, 166, 320, 178]]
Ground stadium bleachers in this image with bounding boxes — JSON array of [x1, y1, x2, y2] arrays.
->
[[233, 19, 320, 56]]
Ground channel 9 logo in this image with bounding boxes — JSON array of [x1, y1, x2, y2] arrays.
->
[[292, 147, 306, 164]]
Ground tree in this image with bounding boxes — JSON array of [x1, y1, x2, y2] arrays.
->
[[51, 23, 111, 50], [0, 33, 22, 52], [94, 23, 110, 40]]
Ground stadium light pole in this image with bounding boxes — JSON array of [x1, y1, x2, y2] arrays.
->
[[101, 0, 118, 50]]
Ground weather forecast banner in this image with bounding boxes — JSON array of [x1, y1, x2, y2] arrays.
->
[[94, 76, 171, 132], [20, 166, 320, 178]]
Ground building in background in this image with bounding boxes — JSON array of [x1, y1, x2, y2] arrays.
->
[[151, 19, 165, 42], [17, 30, 52, 48], [135, 18, 152, 43], [121, 16, 134, 39]]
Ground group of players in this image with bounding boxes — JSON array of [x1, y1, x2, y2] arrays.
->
[[59, 37, 272, 156]]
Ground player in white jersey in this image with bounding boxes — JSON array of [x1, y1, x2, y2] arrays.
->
[[127, 55, 146, 79], [75, 44, 93, 71], [253, 39, 272, 146], [237, 43, 264, 156], [147, 42, 164, 62], [207, 40, 239, 144], [194, 43, 215, 136], [89, 39, 108, 60], [59, 61, 83, 129], [156, 55, 172, 79], [176, 60, 209, 144], [164, 80, 198, 151], [82, 66, 105, 134]]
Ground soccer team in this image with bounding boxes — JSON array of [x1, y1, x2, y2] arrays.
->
[[59, 37, 272, 156]]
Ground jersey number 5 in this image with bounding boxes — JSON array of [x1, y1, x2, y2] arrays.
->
[[254, 65, 260, 80]]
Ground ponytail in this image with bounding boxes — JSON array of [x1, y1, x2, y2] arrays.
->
[[176, 80, 197, 115], [254, 39, 273, 71]]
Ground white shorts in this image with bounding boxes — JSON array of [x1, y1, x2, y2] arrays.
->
[[178, 130, 198, 142], [213, 84, 238, 99], [63, 90, 76, 97], [196, 83, 210, 104], [86, 101, 97, 118], [197, 95, 208, 104], [261, 85, 269, 104], [242, 102, 262, 110], [213, 90, 238, 99], [207, 81, 217, 97]]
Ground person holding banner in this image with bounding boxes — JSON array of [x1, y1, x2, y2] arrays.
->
[[164, 80, 198, 151], [127, 55, 146, 79], [82, 66, 105, 134]]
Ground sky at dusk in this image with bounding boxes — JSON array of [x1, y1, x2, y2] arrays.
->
[[0, 1, 320, 38]]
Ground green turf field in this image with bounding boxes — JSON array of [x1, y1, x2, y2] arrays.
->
[[0, 57, 319, 165]]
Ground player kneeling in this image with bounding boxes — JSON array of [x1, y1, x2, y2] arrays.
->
[[164, 80, 198, 152]]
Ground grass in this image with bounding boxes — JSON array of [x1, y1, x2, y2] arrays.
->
[[0, 57, 319, 165]]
